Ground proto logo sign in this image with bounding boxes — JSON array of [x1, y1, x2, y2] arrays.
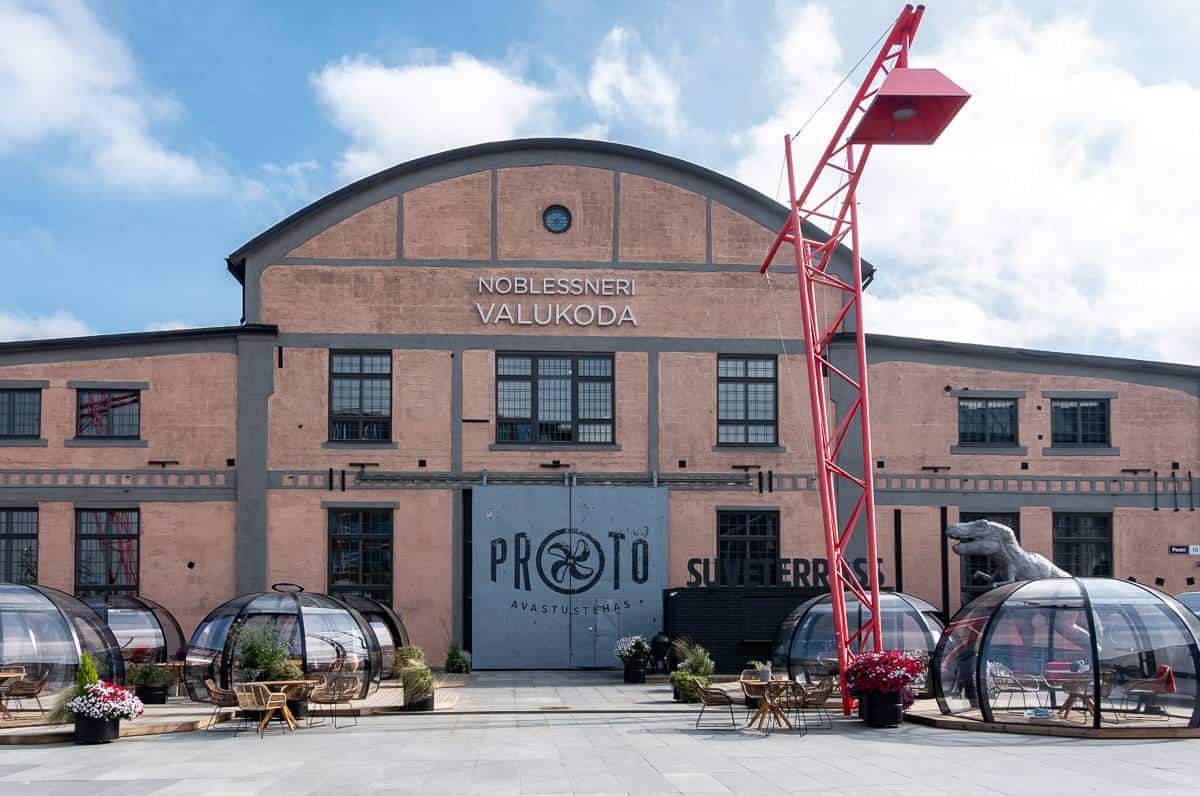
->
[[535, 528, 605, 595]]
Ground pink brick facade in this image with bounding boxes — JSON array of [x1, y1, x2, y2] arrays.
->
[[2, 140, 1197, 670]]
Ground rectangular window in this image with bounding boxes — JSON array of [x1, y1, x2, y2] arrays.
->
[[957, 512, 1020, 606], [495, 354, 614, 444], [329, 351, 392, 441], [0, 390, 41, 438], [0, 509, 38, 584], [75, 510, 139, 597], [76, 390, 140, 438], [1050, 399, 1110, 446], [328, 509, 393, 603], [716, 509, 780, 562], [717, 355, 777, 446], [957, 398, 1017, 446], [1053, 513, 1112, 577]]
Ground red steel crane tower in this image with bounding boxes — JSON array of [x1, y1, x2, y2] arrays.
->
[[761, 4, 969, 713]]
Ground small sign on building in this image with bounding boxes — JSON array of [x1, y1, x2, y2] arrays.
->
[[1190, 544, 1200, 556], [1168, 545, 1189, 555]]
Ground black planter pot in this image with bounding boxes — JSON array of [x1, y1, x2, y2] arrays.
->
[[135, 685, 169, 705], [623, 659, 646, 684], [74, 716, 120, 745], [858, 690, 903, 728], [405, 693, 435, 711], [287, 699, 307, 720]]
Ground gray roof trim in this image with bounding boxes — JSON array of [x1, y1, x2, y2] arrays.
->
[[225, 137, 875, 283], [837, 333, 1200, 381], [0, 324, 277, 359]]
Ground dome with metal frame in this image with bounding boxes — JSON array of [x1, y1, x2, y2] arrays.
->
[[84, 593, 185, 665], [933, 578, 1200, 730], [183, 583, 382, 702], [335, 595, 411, 678]]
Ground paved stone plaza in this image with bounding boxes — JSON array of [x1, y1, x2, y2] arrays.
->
[[2, 702, 1198, 794]]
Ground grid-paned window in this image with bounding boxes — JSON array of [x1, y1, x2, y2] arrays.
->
[[329, 351, 392, 441], [717, 510, 780, 562], [1050, 399, 1110, 446], [0, 390, 41, 438], [0, 509, 38, 584], [75, 510, 139, 597], [76, 390, 140, 438], [957, 398, 1017, 446], [496, 354, 614, 444], [328, 509, 393, 603], [717, 355, 777, 445], [958, 512, 1020, 606], [1053, 513, 1112, 577]]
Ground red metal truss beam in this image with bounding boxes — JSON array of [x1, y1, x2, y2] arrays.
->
[[761, 4, 925, 714]]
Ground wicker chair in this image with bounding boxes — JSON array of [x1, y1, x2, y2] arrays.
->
[[793, 676, 835, 730], [234, 682, 290, 737], [309, 675, 359, 729], [5, 669, 48, 715], [695, 684, 738, 729], [986, 661, 1046, 713], [203, 678, 240, 732]]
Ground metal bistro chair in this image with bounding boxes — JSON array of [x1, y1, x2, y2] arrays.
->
[[695, 685, 739, 730], [203, 678, 240, 732], [234, 682, 291, 737], [309, 675, 360, 729], [4, 669, 49, 716]]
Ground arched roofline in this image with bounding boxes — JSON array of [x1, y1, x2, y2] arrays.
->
[[226, 137, 843, 283]]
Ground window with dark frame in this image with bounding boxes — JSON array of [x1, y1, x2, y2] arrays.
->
[[495, 354, 614, 444], [1050, 398, 1110, 446], [76, 390, 140, 438], [716, 509, 780, 562], [328, 508, 393, 603], [75, 509, 139, 597], [329, 351, 392, 442], [0, 509, 38, 585], [717, 355, 777, 446], [957, 398, 1018, 446], [0, 390, 41, 439], [1053, 513, 1112, 577], [957, 511, 1020, 606]]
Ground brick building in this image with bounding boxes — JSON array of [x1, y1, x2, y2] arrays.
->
[[1, 139, 1196, 667]]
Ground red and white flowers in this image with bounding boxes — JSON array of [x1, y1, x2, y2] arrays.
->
[[844, 650, 926, 709], [67, 681, 145, 721]]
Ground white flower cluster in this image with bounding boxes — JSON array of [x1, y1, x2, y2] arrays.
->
[[613, 634, 648, 663], [67, 682, 145, 721]]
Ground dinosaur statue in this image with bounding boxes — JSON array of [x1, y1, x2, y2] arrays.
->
[[947, 518, 1069, 586]]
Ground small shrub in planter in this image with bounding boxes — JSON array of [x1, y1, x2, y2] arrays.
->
[[844, 650, 925, 728], [402, 665, 436, 711], [444, 645, 472, 674], [392, 645, 426, 677], [126, 663, 176, 704], [668, 671, 709, 703], [67, 655, 143, 745]]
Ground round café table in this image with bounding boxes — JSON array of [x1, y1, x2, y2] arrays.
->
[[739, 677, 793, 731], [255, 679, 320, 730]]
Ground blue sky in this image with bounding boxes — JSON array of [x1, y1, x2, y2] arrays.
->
[[2, 1, 1198, 363]]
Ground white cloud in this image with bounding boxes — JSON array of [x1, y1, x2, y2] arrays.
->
[[732, 5, 1200, 365], [0, 309, 92, 341], [0, 0, 241, 195], [144, 320, 190, 332], [312, 53, 560, 181], [588, 27, 684, 138]]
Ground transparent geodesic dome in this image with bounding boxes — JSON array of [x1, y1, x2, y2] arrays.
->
[[84, 594, 185, 665], [772, 591, 943, 689], [336, 595, 410, 678], [183, 585, 382, 702], [0, 583, 125, 700], [934, 578, 1200, 730]]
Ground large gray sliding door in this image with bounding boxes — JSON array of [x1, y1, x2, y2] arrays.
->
[[471, 485, 667, 669]]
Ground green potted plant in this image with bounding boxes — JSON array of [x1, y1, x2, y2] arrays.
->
[[126, 663, 176, 705], [234, 626, 305, 718], [393, 645, 425, 676], [67, 653, 144, 744], [444, 645, 472, 674], [668, 670, 709, 703], [402, 664, 435, 711]]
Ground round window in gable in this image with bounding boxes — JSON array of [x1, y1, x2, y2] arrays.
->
[[542, 204, 572, 234]]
